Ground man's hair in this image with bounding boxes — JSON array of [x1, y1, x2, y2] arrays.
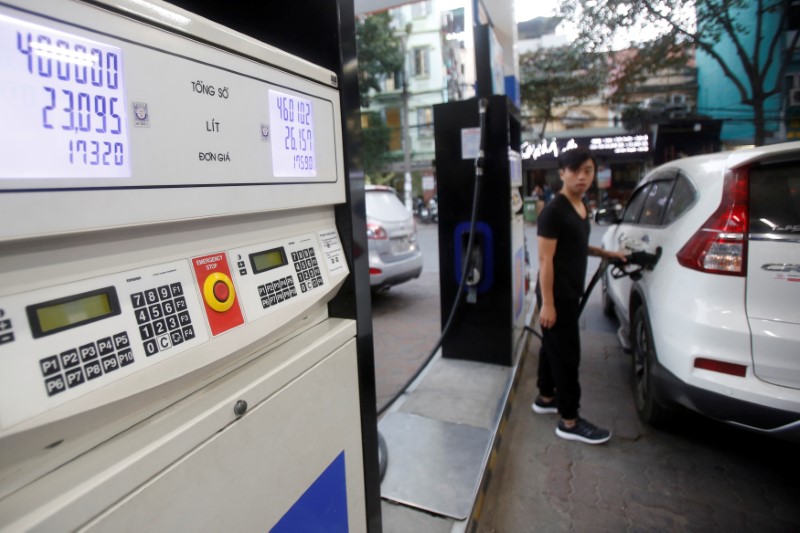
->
[[558, 148, 595, 172]]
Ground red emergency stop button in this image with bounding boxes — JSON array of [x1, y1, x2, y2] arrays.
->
[[203, 272, 235, 312], [213, 280, 229, 302], [192, 252, 244, 336]]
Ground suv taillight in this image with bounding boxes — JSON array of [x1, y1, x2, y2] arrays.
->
[[367, 223, 388, 240], [676, 167, 749, 276]]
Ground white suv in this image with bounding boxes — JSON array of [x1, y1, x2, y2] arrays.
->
[[597, 142, 800, 440]]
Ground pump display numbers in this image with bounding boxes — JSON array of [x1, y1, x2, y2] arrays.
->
[[0, 13, 131, 178], [269, 89, 316, 178]]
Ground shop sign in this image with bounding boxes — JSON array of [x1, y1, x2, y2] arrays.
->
[[522, 134, 650, 161]]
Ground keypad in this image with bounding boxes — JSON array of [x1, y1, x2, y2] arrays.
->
[[130, 282, 196, 358], [258, 276, 298, 309], [38, 331, 133, 397], [291, 247, 323, 294]]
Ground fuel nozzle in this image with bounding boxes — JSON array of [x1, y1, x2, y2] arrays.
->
[[466, 267, 481, 303], [464, 240, 484, 304], [609, 247, 662, 281]]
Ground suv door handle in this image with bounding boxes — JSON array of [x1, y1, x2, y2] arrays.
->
[[641, 234, 651, 243]]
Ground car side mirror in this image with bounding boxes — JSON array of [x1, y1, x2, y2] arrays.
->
[[594, 206, 623, 225]]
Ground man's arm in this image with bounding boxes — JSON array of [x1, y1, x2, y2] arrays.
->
[[588, 245, 627, 261], [538, 236, 558, 329]]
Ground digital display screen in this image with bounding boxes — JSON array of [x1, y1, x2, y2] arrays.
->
[[269, 89, 316, 178], [250, 247, 288, 274], [0, 13, 131, 179], [27, 287, 121, 338]]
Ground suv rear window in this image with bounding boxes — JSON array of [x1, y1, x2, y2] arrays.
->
[[749, 162, 800, 236], [366, 190, 409, 221]]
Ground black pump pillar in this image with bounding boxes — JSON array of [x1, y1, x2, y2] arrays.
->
[[433, 95, 527, 367]]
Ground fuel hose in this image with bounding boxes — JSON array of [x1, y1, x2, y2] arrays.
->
[[376, 98, 490, 480]]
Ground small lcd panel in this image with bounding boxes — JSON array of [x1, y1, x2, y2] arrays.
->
[[27, 287, 121, 338], [250, 247, 288, 274], [269, 89, 316, 178]]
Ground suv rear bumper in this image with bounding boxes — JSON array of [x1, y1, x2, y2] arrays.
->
[[369, 253, 423, 290], [654, 362, 800, 442]]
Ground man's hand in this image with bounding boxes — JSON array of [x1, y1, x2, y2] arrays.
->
[[540, 302, 557, 329], [605, 249, 627, 262]]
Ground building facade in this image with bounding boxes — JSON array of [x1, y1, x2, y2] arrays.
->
[[783, 1, 800, 140], [696, 1, 785, 146], [359, 1, 471, 201], [516, 18, 710, 207]]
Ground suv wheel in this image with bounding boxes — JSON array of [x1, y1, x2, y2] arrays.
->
[[632, 305, 672, 426]]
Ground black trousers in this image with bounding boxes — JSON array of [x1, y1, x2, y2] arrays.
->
[[537, 297, 581, 420]]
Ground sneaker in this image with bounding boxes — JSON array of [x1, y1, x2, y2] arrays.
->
[[531, 395, 558, 414], [555, 418, 611, 444]]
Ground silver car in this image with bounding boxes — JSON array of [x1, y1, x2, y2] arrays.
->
[[365, 185, 423, 291]]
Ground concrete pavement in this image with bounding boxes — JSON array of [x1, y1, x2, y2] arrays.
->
[[373, 223, 800, 533], [474, 328, 800, 532]]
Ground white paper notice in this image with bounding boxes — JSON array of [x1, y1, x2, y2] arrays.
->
[[461, 127, 481, 160], [318, 229, 347, 276]]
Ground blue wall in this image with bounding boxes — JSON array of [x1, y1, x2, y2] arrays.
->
[[696, 2, 783, 144]]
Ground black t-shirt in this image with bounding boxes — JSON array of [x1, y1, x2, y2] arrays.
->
[[537, 194, 590, 301]]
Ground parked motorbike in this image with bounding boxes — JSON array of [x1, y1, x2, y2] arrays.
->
[[415, 197, 438, 223]]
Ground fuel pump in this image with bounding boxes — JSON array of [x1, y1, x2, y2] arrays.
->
[[433, 96, 528, 366], [0, 1, 371, 530]]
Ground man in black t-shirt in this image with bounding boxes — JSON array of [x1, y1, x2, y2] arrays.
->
[[532, 148, 626, 445]]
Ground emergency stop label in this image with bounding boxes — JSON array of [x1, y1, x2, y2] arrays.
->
[[191, 252, 245, 336], [318, 230, 347, 276]]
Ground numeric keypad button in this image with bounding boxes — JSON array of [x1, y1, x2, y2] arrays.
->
[[118, 349, 135, 366], [170, 283, 184, 297], [135, 307, 150, 325], [148, 303, 163, 320], [85, 361, 104, 380], [139, 323, 154, 340], [79, 342, 98, 362], [131, 292, 146, 309], [97, 337, 115, 356], [40, 355, 61, 377], [182, 325, 196, 341], [170, 330, 184, 346], [59, 349, 80, 370], [45, 375, 66, 397], [65, 367, 85, 389], [166, 315, 180, 331], [101, 355, 120, 374], [113, 332, 130, 350], [153, 319, 168, 336], [144, 339, 158, 357]]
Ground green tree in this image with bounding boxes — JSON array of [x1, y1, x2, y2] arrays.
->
[[519, 44, 607, 138], [355, 12, 404, 107], [360, 112, 396, 179], [606, 35, 692, 105], [355, 12, 404, 180], [559, 0, 799, 145]]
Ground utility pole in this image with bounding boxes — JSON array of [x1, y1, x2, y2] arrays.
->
[[401, 26, 413, 211]]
